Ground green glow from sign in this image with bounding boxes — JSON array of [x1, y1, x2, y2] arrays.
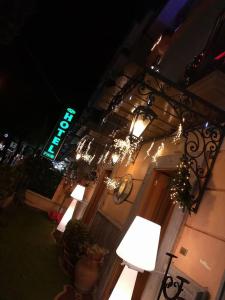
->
[[42, 107, 76, 161]]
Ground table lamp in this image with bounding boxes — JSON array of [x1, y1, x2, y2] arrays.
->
[[109, 216, 161, 300], [57, 184, 85, 232]]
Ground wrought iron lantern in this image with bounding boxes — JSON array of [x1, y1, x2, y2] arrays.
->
[[111, 152, 120, 165], [129, 95, 157, 140]]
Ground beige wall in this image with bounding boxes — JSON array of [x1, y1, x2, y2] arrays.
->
[[173, 143, 225, 299], [98, 137, 183, 228], [25, 189, 58, 212]]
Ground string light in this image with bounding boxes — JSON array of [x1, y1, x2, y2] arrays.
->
[[104, 177, 120, 191], [114, 136, 140, 166], [151, 34, 162, 51], [103, 150, 110, 164], [169, 155, 192, 213], [82, 153, 95, 164], [144, 140, 155, 159], [52, 161, 67, 171], [76, 136, 87, 154], [75, 137, 95, 164], [76, 153, 81, 160], [0, 142, 5, 151], [173, 123, 183, 144], [97, 154, 104, 165], [152, 142, 164, 163]]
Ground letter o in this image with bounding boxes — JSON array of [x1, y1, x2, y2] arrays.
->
[[60, 120, 69, 129]]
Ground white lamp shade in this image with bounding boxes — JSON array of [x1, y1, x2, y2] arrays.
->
[[116, 216, 161, 272], [57, 199, 77, 232], [109, 265, 138, 300], [70, 184, 85, 201]]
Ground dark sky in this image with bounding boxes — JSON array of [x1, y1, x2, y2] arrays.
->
[[0, 0, 166, 146]]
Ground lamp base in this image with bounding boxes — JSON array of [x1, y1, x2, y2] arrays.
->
[[57, 199, 77, 233], [109, 265, 138, 300]]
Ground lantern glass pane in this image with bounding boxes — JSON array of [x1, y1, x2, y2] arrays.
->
[[132, 114, 150, 138]]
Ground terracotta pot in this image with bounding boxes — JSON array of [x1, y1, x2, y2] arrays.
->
[[74, 257, 100, 293]]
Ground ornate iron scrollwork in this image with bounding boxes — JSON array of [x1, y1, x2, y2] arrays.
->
[[137, 71, 225, 213], [184, 125, 225, 212], [105, 69, 225, 212], [157, 253, 190, 300], [106, 73, 143, 113]]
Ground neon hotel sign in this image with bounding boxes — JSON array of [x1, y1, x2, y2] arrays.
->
[[42, 107, 76, 160]]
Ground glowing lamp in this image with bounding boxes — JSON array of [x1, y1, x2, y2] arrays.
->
[[129, 96, 157, 139], [111, 152, 120, 165], [76, 153, 81, 160], [57, 184, 85, 232], [109, 216, 161, 300], [70, 184, 86, 201]]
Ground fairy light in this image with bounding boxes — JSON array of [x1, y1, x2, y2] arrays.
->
[[81, 153, 94, 164], [152, 142, 164, 163], [151, 34, 162, 51], [114, 136, 140, 166], [145, 140, 155, 159], [75, 136, 88, 161], [75, 137, 95, 164], [173, 123, 183, 144], [76, 153, 81, 160], [97, 154, 104, 165], [0, 142, 5, 151], [170, 155, 192, 212], [85, 139, 94, 155], [76, 136, 87, 154], [52, 160, 67, 171], [104, 177, 120, 191], [103, 150, 110, 164]]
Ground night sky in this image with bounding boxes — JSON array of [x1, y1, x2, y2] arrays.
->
[[0, 0, 166, 146]]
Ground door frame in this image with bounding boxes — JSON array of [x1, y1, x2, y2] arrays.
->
[[91, 154, 188, 299]]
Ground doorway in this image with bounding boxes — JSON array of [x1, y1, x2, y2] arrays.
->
[[132, 170, 175, 300], [100, 169, 175, 300]]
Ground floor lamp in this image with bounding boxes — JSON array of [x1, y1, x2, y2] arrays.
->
[[56, 184, 85, 233], [109, 216, 161, 300]]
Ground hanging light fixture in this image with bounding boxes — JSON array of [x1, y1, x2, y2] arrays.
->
[[111, 152, 120, 165], [129, 94, 157, 140]]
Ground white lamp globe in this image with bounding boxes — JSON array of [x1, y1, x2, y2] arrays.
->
[[70, 184, 85, 201], [116, 216, 161, 272]]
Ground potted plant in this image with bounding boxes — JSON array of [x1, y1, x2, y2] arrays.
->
[[62, 220, 90, 275], [74, 243, 108, 294]]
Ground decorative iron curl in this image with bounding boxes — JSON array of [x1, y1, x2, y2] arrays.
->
[[162, 275, 190, 300], [184, 125, 224, 212], [137, 82, 153, 96], [157, 253, 190, 300]]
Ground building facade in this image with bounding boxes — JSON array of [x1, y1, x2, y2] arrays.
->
[[53, 1, 225, 299]]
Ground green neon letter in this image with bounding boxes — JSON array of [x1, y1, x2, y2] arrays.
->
[[57, 128, 65, 137], [67, 108, 76, 114], [60, 120, 69, 129], [48, 145, 55, 154], [52, 136, 60, 146], [64, 112, 74, 122]]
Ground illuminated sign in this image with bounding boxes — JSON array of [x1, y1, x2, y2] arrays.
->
[[42, 107, 76, 160]]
